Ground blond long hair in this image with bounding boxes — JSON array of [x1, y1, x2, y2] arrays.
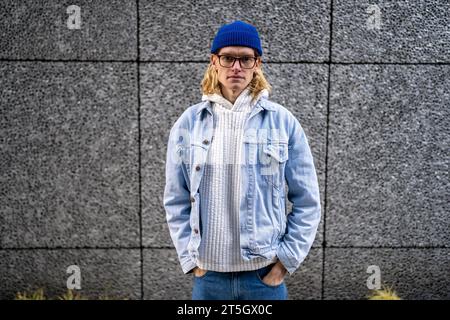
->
[[201, 56, 272, 100]]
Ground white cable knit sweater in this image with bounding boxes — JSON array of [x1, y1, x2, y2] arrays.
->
[[196, 87, 276, 272]]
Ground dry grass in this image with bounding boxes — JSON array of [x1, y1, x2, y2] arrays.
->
[[57, 289, 88, 300], [14, 288, 127, 300], [15, 288, 46, 300], [368, 286, 401, 300]]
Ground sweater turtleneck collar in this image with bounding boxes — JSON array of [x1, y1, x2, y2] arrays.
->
[[202, 87, 269, 112]]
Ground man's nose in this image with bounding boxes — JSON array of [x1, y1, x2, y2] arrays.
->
[[231, 58, 242, 71]]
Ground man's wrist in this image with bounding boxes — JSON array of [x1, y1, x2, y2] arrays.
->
[[273, 261, 288, 276]]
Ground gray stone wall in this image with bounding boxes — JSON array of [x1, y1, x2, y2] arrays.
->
[[0, 0, 448, 300]]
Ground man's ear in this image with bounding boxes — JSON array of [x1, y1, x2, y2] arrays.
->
[[210, 55, 217, 68], [255, 57, 262, 69]]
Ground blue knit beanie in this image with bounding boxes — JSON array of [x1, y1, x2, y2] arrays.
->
[[211, 20, 263, 56]]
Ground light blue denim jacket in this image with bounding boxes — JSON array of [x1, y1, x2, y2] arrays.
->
[[164, 95, 321, 274]]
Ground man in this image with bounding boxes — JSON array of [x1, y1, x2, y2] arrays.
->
[[164, 20, 321, 300]]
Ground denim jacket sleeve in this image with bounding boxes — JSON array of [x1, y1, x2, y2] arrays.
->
[[163, 123, 197, 274], [276, 116, 321, 274]]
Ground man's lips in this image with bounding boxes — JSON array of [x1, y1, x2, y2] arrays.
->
[[228, 76, 244, 79]]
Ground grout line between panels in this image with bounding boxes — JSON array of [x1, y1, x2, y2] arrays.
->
[[326, 245, 450, 249], [136, 0, 144, 301], [0, 58, 449, 65], [321, 0, 334, 301], [0, 245, 447, 251]]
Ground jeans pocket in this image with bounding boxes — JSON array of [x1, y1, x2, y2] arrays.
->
[[255, 265, 284, 288], [193, 270, 210, 279]]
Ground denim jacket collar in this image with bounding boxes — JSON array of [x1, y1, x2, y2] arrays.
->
[[196, 88, 275, 115]]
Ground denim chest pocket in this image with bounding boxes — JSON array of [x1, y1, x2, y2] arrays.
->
[[175, 143, 191, 166], [260, 142, 289, 191], [176, 141, 208, 174]]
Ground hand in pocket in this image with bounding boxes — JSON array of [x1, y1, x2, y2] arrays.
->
[[193, 267, 208, 278]]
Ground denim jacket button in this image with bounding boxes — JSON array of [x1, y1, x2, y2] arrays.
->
[[194, 229, 199, 234], [190, 196, 195, 203], [195, 165, 201, 171], [202, 139, 209, 145]]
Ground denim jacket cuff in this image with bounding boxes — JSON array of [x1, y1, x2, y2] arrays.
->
[[181, 258, 197, 274], [276, 244, 298, 275]]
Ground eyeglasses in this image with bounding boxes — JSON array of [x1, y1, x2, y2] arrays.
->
[[216, 54, 258, 69]]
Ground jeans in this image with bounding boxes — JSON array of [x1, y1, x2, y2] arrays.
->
[[192, 264, 288, 300]]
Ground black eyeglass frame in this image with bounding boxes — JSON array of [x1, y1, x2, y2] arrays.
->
[[215, 54, 259, 69]]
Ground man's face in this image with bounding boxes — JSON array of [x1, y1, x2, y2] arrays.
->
[[211, 46, 261, 93]]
